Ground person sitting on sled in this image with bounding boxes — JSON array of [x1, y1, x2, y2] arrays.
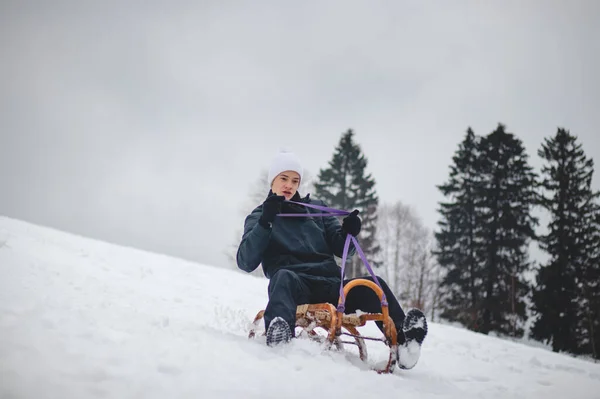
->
[[236, 149, 428, 369]]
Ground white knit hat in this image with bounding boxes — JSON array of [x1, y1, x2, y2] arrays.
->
[[267, 149, 303, 189]]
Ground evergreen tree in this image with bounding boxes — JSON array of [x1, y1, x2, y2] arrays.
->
[[435, 128, 486, 330], [436, 124, 538, 337], [476, 124, 538, 336], [583, 210, 600, 359], [531, 128, 600, 358], [314, 129, 380, 278]]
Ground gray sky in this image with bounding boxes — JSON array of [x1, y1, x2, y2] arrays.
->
[[1, 1, 599, 269]]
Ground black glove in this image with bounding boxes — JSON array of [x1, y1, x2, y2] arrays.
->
[[342, 209, 361, 237], [259, 194, 286, 228]]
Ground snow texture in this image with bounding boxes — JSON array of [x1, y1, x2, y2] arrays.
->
[[1, 216, 599, 399]]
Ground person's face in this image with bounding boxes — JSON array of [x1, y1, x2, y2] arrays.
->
[[271, 171, 300, 200]]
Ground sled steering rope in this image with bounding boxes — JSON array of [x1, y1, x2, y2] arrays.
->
[[247, 200, 399, 374]]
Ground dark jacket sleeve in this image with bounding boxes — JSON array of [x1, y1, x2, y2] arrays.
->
[[321, 204, 356, 259], [236, 206, 272, 273]]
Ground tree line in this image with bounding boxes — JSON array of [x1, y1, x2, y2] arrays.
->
[[228, 126, 600, 360], [436, 124, 599, 360]]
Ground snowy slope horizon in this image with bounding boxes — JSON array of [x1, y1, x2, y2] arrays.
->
[[1, 215, 599, 399]]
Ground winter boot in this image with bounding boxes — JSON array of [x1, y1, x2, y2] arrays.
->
[[397, 308, 428, 369], [266, 317, 292, 347]]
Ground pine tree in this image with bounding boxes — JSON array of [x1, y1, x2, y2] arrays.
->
[[314, 129, 380, 278], [476, 124, 538, 336], [436, 125, 538, 337], [583, 210, 600, 359], [579, 207, 600, 359], [531, 128, 600, 357], [435, 128, 486, 330]]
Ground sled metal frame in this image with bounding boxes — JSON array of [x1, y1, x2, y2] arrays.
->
[[248, 278, 398, 374]]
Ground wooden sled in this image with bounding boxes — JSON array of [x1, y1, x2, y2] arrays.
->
[[248, 278, 398, 374]]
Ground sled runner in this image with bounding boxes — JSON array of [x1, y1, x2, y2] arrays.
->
[[247, 201, 399, 374]]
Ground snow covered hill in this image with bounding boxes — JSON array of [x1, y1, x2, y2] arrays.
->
[[1, 216, 599, 399]]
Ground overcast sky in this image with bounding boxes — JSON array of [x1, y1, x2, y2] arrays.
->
[[1, 1, 599, 270]]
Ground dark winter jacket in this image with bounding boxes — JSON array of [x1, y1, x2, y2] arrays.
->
[[236, 192, 355, 279]]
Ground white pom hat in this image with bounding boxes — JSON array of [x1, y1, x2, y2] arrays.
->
[[267, 149, 303, 189]]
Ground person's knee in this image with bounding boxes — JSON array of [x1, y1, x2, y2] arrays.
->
[[374, 275, 391, 289], [269, 269, 299, 291]]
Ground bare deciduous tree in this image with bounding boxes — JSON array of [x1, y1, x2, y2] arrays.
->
[[377, 202, 412, 293], [377, 201, 443, 320]]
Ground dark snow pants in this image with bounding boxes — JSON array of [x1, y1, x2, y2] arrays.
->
[[263, 269, 406, 340]]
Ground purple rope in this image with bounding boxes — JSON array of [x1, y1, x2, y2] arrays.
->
[[351, 235, 388, 307], [276, 199, 387, 312], [337, 235, 352, 312], [277, 213, 346, 217], [278, 200, 350, 217]]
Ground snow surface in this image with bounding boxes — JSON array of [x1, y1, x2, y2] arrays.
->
[[1, 216, 599, 399]]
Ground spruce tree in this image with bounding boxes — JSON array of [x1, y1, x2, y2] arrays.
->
[[476, 124, 538, 336], [531, 128, 600, 357], [435, 128, 486, 330], [578, 207, 600, 359], [314, 129, 380, 278], [583, 210, 600, 359]]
